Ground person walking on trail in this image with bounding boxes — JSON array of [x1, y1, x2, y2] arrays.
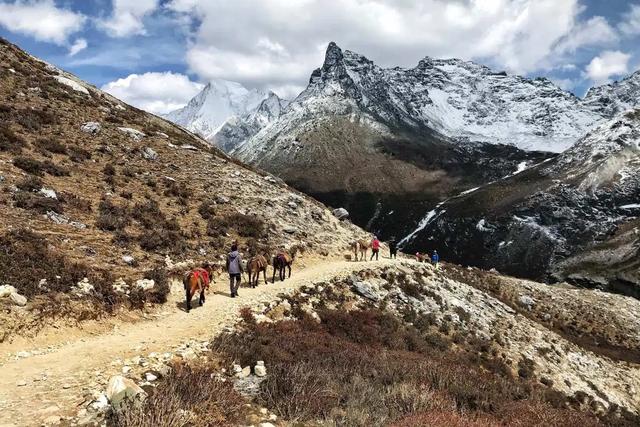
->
[[370, 235, 381, 261], [389, 239, 397, 259], [431, 250, 440, 270], [226, 244, 243, 298]]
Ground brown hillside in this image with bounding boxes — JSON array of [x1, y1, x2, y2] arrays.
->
[[0, 38, 364, 316]]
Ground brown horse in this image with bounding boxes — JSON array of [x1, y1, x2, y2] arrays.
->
[[272, 251, 294, 282], [183, 265, 219, 312], [247, 254, 268, 288], [351, 239, 371, 261]]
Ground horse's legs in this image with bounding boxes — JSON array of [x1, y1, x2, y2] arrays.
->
[[262, 268, 267, 285], [185, 286, 191, 312], [199, 289, 205, 306], [287, 263, 292, 279], [280, 266, 285, 282], [272, 264, 277, 283]]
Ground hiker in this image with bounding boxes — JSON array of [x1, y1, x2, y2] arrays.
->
[[389, 239, 397, 259], [226, 243, 243, 298], [432, 250, 440, 270], [370, 235, 380, 261]]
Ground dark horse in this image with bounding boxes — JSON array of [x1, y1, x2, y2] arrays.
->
[[272, 251, 294, 282], [183, 265, 218, 312]]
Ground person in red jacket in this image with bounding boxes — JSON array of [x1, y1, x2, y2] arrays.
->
[[370, 235, 381, 261]]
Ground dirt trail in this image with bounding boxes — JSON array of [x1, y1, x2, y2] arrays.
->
[[0, 259, 397, 426]]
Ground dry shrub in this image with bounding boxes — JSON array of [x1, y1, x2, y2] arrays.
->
[[37, 137, 67, 154], [13, 156, 69, 177], [132, 200, 187, 253], [96, 199, 130, 231], [14, 192, 63, 214], [0, 229, 111, 300], [212, 309, 601, 426], [16, 175, 43, 192], [164, 180, 192, 200], [197, 200, 216, 220], [15, 107, 56, 131], [61, 192, 92, 212], [0, 123, 26, 153], [67, 145, 92, 162], [207, 213, 266, 239], [110, 363, 244, 427]]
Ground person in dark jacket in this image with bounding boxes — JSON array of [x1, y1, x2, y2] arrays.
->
[[389, 239, 397, 259], [226, 244, 243, 297], [431, 250, 440, 270]]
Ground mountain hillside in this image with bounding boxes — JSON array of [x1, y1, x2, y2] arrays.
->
[[400, 109, 640, 296], [232, 43, 548, 238], [0, 37, 364, 331]]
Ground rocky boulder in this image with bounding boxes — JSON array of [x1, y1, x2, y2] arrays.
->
[[333, 208, 349, 220], [81, 122, 101, 135], [106, 376, 146, 411]]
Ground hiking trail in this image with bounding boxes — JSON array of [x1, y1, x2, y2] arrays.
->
[[0, 258, 399, 426]]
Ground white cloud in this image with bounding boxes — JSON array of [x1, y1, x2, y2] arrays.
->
[[553, 16, 617, 55], [0, 0, 85, 45], [585, 50, 631, 84], [171, 0, 619, 93], [100, 0, 160, 37], [68, 38, 88, 57], [101, 72, 204, 114], [620, 4, 640, 36]]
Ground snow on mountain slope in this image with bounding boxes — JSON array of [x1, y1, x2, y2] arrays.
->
[[212, 91, 288, 152], [400, 109, 640, 295], [237, 42, 636, 157], [164, 79, 266, 140], [583, 70, 640, 118]]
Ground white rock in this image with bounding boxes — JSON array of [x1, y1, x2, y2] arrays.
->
[[122, 255, 135, 265], [254, 365, 267, 377], [0, 284, 16, 298], [518, 295, 536, 311], [17, 380, 27, 386], [54, 76, 89, 95], [10, 292, 27, 306], [332, 208, 349, 220], [106, 376, 146, 410], [39, 188, 57, 199], [135, 279, 155, 291], [81, 122, 101, 135], [145, 372, 158, 382], [216, 195, 230, 204], [16, 351, 31, 358], [90, 393, 110, 412], [118, 127, 146, 142], [142, 147, 158, 161], [236, 366, 251, 379], [73, 278, 94, 297]]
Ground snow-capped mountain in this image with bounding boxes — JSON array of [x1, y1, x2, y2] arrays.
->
[[164, 79, 267, 140], [236, 42, 637, 159], [212, 91, 288, 152], [401, 109, 640, 295], [234, 42, 549, 235], [583, 70, 640, 119]]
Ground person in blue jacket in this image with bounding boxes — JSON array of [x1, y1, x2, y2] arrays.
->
[[431, 250, 440, 269]]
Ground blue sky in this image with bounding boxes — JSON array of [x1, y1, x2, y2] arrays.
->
[[1, 0, 639, 114]]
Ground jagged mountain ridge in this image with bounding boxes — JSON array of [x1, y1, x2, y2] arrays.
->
[[211, 91, 288, 152], [164, 79, 270, 142], [400, 109, 640, 296]]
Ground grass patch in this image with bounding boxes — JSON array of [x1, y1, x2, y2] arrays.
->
[[110, 363, 244, 427], [212, 309, 603, 426]]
